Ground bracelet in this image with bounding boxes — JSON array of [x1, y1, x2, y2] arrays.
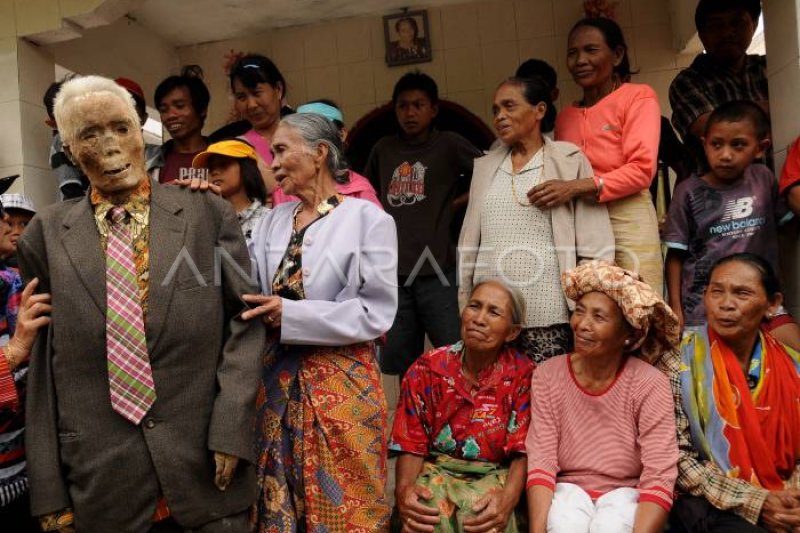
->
[[0, 346, 13, 372], [594, 176, 604, 200]]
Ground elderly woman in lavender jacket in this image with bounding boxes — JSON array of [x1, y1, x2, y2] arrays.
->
[[243, 113, 398, 533]]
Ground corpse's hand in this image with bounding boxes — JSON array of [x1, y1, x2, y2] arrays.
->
[[213, 452, 239, 491], [241, 294, 282, 329], [172, 178, 221, 195], [397, 484, 440, 532], [462, 488, 515, 533]]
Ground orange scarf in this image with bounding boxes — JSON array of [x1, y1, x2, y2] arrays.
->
[[708, 328, 800, 487]]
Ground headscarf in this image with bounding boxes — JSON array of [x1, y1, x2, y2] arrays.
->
[[561, 260, 680, 364]]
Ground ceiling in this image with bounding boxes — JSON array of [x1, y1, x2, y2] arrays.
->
[[130, 0, 467, 47]]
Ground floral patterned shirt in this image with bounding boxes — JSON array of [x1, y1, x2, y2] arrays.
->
[[272, 194, 343, 300], [390, 342, 534, 463]]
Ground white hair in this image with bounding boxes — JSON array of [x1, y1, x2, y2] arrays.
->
[[280, 113, 349, 183], [53, 75, 140, 145], [472, 277, 527, 326]]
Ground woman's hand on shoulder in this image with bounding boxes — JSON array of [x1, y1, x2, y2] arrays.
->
[[462, 487, 517, 533], [397, 484, 440, 532], [171, 178, 221, 195], [528, 178, 596, 208]]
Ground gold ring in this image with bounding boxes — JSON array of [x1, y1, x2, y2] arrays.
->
[[266, 315, 274, 322]]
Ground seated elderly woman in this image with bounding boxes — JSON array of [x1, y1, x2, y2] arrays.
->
[[526, 262, 680, 533], [390, 278, 532, 533], [666, 253, 800, 533]]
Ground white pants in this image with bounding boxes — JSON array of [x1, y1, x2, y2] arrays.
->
[[547, 483, 639, 533]]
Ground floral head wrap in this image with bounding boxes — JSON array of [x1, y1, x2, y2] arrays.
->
[[562, 261, 680, 364]]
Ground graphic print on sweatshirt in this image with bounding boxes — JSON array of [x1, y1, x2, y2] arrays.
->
[[387, 161, 427, 207]]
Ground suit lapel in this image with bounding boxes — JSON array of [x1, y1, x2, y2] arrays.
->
[[61, 197, 106, 315], [144, 186, 185, 353]]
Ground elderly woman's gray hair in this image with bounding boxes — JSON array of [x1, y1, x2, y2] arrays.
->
[[471, 277, 527, 326], [281, 113, 350, 183]]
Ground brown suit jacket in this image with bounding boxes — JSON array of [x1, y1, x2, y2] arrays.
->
[[18, 183, 264, 532]]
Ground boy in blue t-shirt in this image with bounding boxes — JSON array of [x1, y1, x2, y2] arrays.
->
[[664, 100, 793, 330]]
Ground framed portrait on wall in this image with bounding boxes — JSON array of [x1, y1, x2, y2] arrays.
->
[[383, 10, 432, 67]]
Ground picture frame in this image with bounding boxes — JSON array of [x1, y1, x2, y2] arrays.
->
[[383, 10, 432, 67]]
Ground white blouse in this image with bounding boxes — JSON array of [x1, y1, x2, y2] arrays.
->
[[473, 148, 570, 328]]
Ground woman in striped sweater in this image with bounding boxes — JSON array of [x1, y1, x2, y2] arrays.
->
[[526, 261, 680, 533]]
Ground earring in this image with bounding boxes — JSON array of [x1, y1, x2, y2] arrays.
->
[[624, 339, 631, 346]]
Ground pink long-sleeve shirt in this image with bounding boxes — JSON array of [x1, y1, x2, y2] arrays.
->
[[555, 83, 661, 203], [525, 354, 678, 511]]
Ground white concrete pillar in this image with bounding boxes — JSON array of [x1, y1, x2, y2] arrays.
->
[[763, 0, 800, 314], [0, 35, 57, 209]]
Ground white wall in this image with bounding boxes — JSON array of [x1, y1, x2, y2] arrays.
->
[[177, 0, 697, 134], [45, 16, 180, 105]]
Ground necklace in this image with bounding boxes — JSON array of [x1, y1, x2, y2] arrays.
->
[[510, 145, 545, 207]]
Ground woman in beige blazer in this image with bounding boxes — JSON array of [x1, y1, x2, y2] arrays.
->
[[458, 76, 614, 363]]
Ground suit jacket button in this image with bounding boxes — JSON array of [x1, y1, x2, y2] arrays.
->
[[145, 418, 156, 429], [304, 236, 313, 245], [302, 267, 311, 276]]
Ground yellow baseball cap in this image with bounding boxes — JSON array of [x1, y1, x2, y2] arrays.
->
[[192, 139, 258, 169]]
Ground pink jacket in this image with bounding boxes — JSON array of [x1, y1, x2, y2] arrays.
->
[[555, 83, 661, 203]]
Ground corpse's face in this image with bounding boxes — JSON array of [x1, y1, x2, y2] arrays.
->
[[65, 93, 146, 199]]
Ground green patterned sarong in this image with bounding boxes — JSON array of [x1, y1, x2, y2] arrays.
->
[[414, 455, 520, 533]]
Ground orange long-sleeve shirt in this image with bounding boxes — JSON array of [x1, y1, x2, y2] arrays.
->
[[555, 83, 661, 203]]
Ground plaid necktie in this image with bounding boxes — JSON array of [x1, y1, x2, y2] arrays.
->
[[105, 206, 155, 424]]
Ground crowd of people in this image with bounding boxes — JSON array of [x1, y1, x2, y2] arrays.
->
[[0, 0, 798, 532]]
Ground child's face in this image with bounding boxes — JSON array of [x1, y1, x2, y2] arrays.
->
[[208, 155, 242, 199], [395, 89, 437, 138], [703, 120, 768, 184], [5, 210, 33, 252]]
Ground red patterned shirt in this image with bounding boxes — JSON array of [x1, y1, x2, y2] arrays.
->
[[390, 342, 533, 463]]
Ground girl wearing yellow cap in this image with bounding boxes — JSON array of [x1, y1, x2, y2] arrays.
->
[[192, 138, 269, 244]]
